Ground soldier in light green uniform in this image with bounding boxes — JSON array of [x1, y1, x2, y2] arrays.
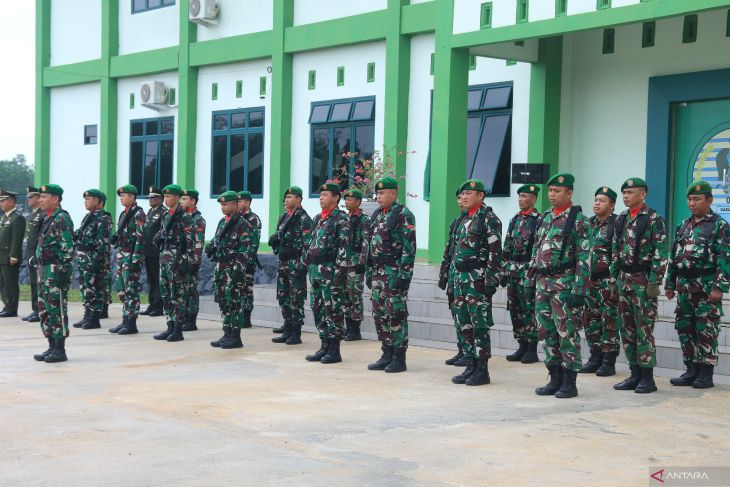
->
[[0, 190, 26, 318], [22, 186, 43, 322]]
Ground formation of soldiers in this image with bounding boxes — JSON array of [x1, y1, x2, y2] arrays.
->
[[2, 171, 726, 394]]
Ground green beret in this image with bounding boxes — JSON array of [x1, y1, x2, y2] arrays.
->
[[40, 184, 64, 196], [318, 182, 341, 195], [594, 186, 617, 202], [99, 191, 107, 204], [183, 189, 199, 199], [455, 188, 461, 197], [546, 173, 575, 189], [517, 184, 540, 195], [238, 191, 252, 201], [285, 186, 303, 197], [375, 177, 398, 190], [458, 179, 486, 194], [83, 189, 104, 199], [116, 184, 138, 196], [687, 181, 712, 197], [162, 184, 183, 196], [217, 191, 239, 203], [344, 189, 363, 200], [620, 177, 648, 192]]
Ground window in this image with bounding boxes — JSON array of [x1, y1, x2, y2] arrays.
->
[[130, 117, 174, 197], [555, 0, 567, 17], [367, 63, 375, 83], [84, 125, 97, 145], [596, 0, 610, 9], [642, 21, 655, 48], [683, 15, 698, 43], [481, 2, 492, 29], [210, 108, 265, 198], [516, 0, 528, 23], [132, 0, 174, 14], [337, 66, 345, 87], [602, 28, 615, 54], [309, 97, 375, 196], [308, 70, 316, 90]]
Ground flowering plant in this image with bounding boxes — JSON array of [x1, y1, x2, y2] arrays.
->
[[334, 146, 417, 202]]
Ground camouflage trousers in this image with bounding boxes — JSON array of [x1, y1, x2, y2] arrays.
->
[[242, 265, 255, 312], [582, 277, 620, 353], [370, 265, 409, 349], [309, 263, 345, 339], [535, 280, 583, 372], [447, 288, 464, 350], [183, 271, 200, 321], [115, 256, 142, 320], [506, 276, 538, 342], [453, 278, 494, 360], [674, 278, 722, 366], [102, 254, 112, 305], [214, 267, 245, 329], [37, 264, 70, 340], [160, 263, 187, 325], [276, 259, 307, 327], [342, 266, 364, 321], [617, 284, 657, 368], [28, 260, 39, 312], [77, 254, 105, 313]]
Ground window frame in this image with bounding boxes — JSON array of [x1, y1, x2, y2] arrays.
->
[[132, 0, 175, 14], [84, 124, 98, 145], [129, 116, 175, 199]]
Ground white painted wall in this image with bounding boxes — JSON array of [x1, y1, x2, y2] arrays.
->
[[559, 10, 730, 210], [50, 0, 101, 66], [529, 0, 556, 23], [49, 83, 101, 227], [196, 0, 273, 42], [115, 72, 178, 218], [293, 0, 387, 26], [567, 0, 596, 16], [454, 0, 518, 33], [612, 0, 641, 8], [195, 60, 273, 240], [118, 0, 179, 55], [410, 0, 433, 3]]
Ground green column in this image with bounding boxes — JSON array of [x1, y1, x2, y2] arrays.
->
[[34, 0, 51, 185], [427, 0, 469, 262], [100, 0, 119, 218], [177, 2, 198, 188]]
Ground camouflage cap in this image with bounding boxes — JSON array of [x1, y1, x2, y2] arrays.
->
[[594, 186, 617, 202], [517, 184, 540, 196], [319, 182, 341, 195], [218, 191, 239, 203], [40, 184, 64, 196], [162, 184, 183, 196], [458, 179, 486, 194], [83, 188, 105, 199], [621, 177, 648, 192], [687, 180, 712, 197], [238, 190, 252, 201], [546, 173, 575, 189], [344, 188, 363, 200], [182, 189, 199, 199], [116, 184, 139, 196], [375, 177, 398, 190], [284, 186, 303, 197], [148, 185, 163, 197]]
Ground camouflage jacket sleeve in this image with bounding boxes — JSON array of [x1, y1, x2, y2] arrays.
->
[[483, 211, 503, 288], [573, 215, 592, 296], [335, 211, 352, 270], [358, 215, 372, 269], [712, 220, 730, 293], [191, 213, 206, 268], [248, 213, 262, 266], [648, 214, 668, 284], [440, 216, 459, 283], [181, 212, 196, 268], [664, 223, 681, 291], [296, 211, 313, 272], [131, 208, 146, 265], [502, 215, 515, 267], [234, 217, 253, 275], [94, 210, 111, 252], [397, 207, 417, 282]]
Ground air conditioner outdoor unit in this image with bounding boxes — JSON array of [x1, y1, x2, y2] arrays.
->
[[140, 81, 169, 111], [189, 0, 219, 26]]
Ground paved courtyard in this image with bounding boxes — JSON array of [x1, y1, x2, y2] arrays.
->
[[2, 302, 729, 486]]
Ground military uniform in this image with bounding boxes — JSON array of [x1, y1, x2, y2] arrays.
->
[[22, 186, 43, 322], [342, 188, 369, 341], [238, 190, 261, 328], [142, 186, 165, 315], [439, 200, 467, 366], [182, 190, 205, 331], [0, 190, 26, 317], [362, 177, 416, 373], [100, 203, 113, 319]]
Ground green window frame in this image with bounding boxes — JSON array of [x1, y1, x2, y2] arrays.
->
[[367, 62, 375, 83], [211, 83, 218, 101], [726, 9, 730, 37], [210, 108, 266, 198], [516, 0, 528, 23], [683, 15, 698, 43], [469, 54, 477, 71], [596, 0, 611, 10], [308, 70, 316, 90], [259, 77, 267, 96], [480, 2, 492, 29], [129, 117, 175, 197], [642, 21, 655, 48], [84, 125, 97, 145], [337, 66, 345, 86], [555, 0, 567, 17], [236, 80, 243, 98], [132, 0, 175, 14], [168, 87, 176, 105], [602, 28, 615, 54], [430, 53, 435, 75], [129, 93, 135, 109]]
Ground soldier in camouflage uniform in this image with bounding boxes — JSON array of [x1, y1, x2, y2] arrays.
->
[[141, 186, 165, 316], [180, 189, 205, 332], [72, 189, 111, 330], [99, 194, 112, 320], [362, 177, 416, 373], [611, 177, 667, 394], [529, 173, 590, 399], [154, 184, 195, 342], [33, 184, 74, 363], [342, 188, 369, 341], [449, 179, 502, 386], [206, 191, 255, 349], [238, 190, 261, 328], [502, 184, 541, 364], [109, 185, 146, 335], [665, 181, 730, 389], [269, 186, 312, 345], [303, 182, 351, 364], [22, 186, 42, 322]]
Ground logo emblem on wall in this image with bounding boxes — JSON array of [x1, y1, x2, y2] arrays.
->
[[691, 128, 730, 221]]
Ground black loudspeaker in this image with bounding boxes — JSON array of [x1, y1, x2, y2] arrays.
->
[[511, 164, 551, 185]]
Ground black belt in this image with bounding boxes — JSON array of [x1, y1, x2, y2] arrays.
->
[[621, 263, 651, 273], [590, 269, 611, 281], [454, 260, 481, 272], [676, 268, 715, 278], [535, 260, 575, 278]]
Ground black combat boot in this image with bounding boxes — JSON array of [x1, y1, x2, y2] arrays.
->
[[148, 308, 164, 317], [286, 324, 303, 345], [118, 316, 138, 335], [320, 338, 342, 364], [272, 323, 286, 334], [367, 343, 393, 370], [634, 367, 657, 394], [221, 327, 244, 349], [555, 367, 579, 398], [453, 354, 470, 367], [211, 327, 231, 347], [670, 362, 699, 386], [452, 359, 477, 384], [109, 317, 127, 334], [692, 364, 714, 389], [272, 323, 291, 343], [520, 341, 539, 364], [306, 338, 329, 362], [44, 337, 68, 363], [344, 319, 362, 341], [72, 308, 90, 328], [34, 337, 54, 361], [81, 311, 101, 330], [166, 321, 184, 342], [445, 343, 464, 366], [242, 310, 252, 328], [535, 364, 563, 395], [182, 317, 198, 332], [385, 347, 407, 373], [101, 303, 109, 319], [465, 358, 490, 386], [579, 350, 603, 373], [153, 321, 174, 340], [506, 340, 527, 362], [24, 311, 40, 322], [613, 365, 641, 390], [140, 306, 152, 316], [595, 351, 618, 377]]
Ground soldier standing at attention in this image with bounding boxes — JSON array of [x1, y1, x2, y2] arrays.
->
[[237, 191, 261, 329], [341, 188, 369, 342], [449, 179, 502, 386], [580, 186, 620, 376], [502, 184, 541, 364], [0, 190, 26, 318], [611, 177, 667, 394], [109, 185, 146, 335], [304, 182, 351, 364], [530, 173, 590, 399], [207, 191, 255, 349], [180, 189, 205, 332], [33, 184, 74, 363], [154, 184, 195, 342], [665, 181, 730, 389], [362, 177, 416, 374], [22, 186, 42, 322], [140, 186, 165, 317], [72, 189, 111, 330], [268, 186, 312, 345], [98, 194, 112, 320]]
